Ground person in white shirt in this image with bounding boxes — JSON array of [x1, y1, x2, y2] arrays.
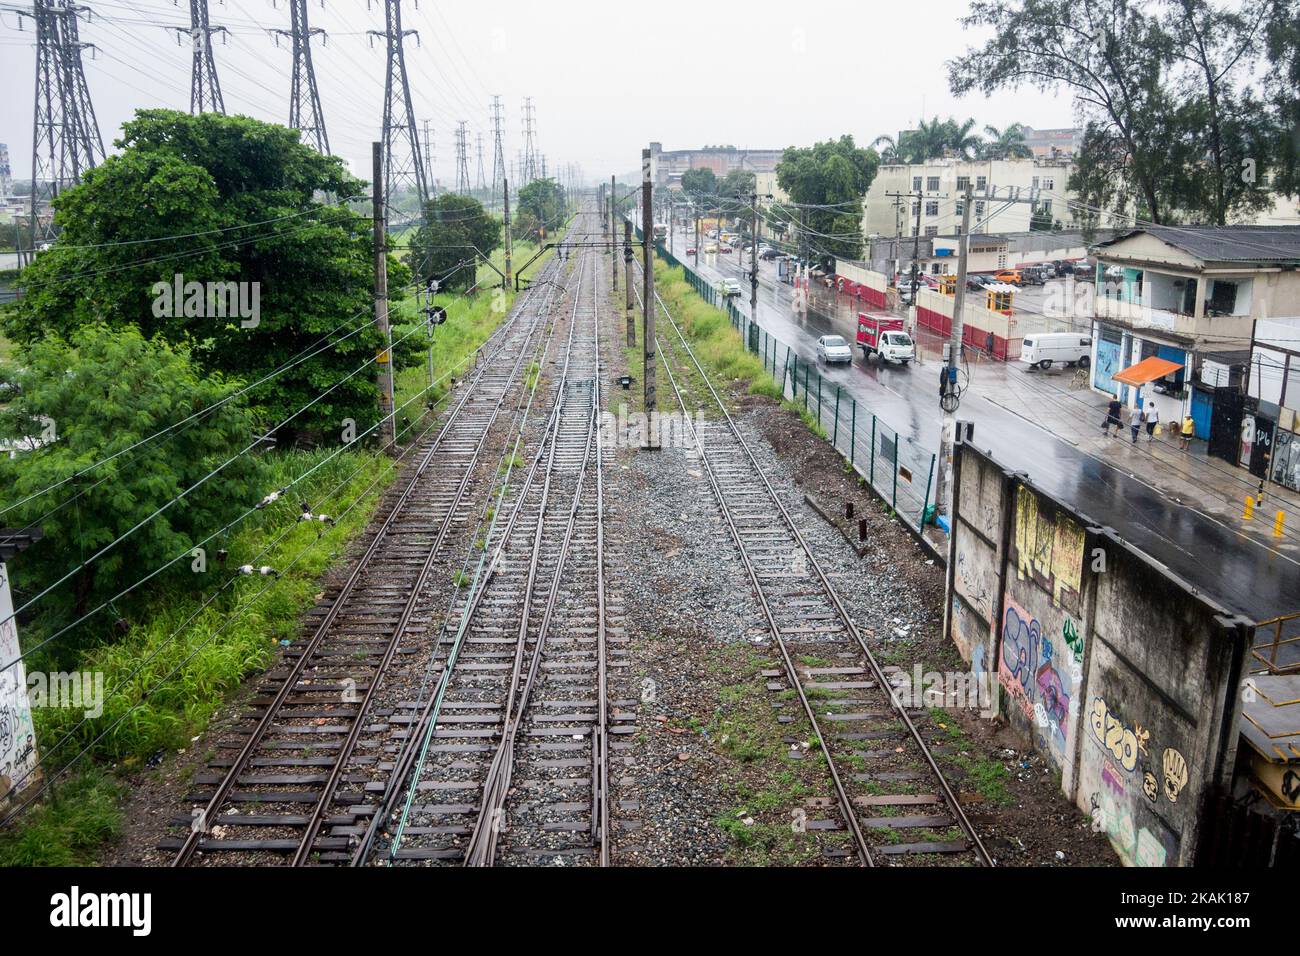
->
[[1145, 401, 1160, 442]]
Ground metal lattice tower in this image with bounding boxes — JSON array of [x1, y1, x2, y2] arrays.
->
[[368, 0, 428, 217], [521, 96, 537, 184], [453, 121, 469, 195], [27, 0, 104, 250], [475, 133, 485, 193], [422, 119, 434, 193], [489, 95, 505, 210], [169, 0, 228, 114], [270, 0, 329, 154]]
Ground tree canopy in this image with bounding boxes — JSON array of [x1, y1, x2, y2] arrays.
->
[[406, 194, 500, 293], [2, 110, 399, 442], [948, 0, 1294, 225], [775, 136, 879, 264], [0, 324, 264, 632], [515, 178, 566, 240]]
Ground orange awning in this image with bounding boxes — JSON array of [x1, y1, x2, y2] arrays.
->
[[1112, 356, 1184, 387]]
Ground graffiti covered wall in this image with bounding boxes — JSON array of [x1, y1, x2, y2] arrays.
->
[[0, 562, 38, 805], [948, 446, 1251, 866]]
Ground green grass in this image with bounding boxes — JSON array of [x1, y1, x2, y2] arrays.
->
[[4, 447, 396, 864], [0, 770, 124, 866], [0, 335, 13, 362]]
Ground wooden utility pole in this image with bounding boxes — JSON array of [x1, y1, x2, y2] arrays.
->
[[624, 219, 635, 346], [503, 177, 513, 289], [642, 147, 658, 448], [611, 174, 618, 291], [372, 142, 395, 452], [935, 185, 974, 517]]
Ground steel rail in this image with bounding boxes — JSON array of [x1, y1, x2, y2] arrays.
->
[[637, 263, 993, 866], [170, 263, 561, 867], [350, 251, 585, 866], [462, 247, 606, 866]]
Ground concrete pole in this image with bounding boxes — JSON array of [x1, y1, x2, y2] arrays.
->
[[503, 177, 513, 289], [642, 148, 658, 448], [624, 219, 635, 346], [750, 192, 759, 319], [372, 142, 395, 452], [611, 174, 618, 291], [935, 185, 974, 517]]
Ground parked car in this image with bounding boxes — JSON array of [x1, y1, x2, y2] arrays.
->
[[966, 275, 992, 292], [816, 334, 854, 364], [857, 314, 914, 364], [993, 269, 1023, 285], [685, 246, 696, 255], [704, 243, 718, 254], [1019, 333, 1093, 370], [718, 245, 733, 254], [759, 247, 780, 260]]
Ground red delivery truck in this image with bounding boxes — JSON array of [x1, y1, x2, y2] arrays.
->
[[856, 313, 915, 365]]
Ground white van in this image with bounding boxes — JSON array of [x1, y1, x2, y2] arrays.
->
[[1020, 333, 1092, 371]]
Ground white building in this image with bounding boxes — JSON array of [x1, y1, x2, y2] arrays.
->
[[864, 157, 1088, 241]]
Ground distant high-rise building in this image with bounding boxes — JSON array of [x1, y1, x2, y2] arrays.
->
[[0, 143, 11, 198]]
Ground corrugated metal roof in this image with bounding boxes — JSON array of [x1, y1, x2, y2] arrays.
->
[[1096, 225, 1300, 265]]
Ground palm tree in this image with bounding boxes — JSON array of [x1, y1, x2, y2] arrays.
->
[[981, 123, 1035, 160], [870, 134, 900, 164], [944, 117, 983, 160]]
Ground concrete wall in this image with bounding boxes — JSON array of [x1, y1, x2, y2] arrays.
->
[[917, 288, 1013, 360], [946, 442, 1251, 865]]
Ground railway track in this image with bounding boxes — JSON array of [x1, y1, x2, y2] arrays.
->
[[163, 250, 570, 866], [354, 231, 622, 867], [637, 265, 993, 867]]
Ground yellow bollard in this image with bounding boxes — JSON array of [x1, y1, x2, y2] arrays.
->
[[1276, 511, 1286, 538], [1244, 496, 1255, 520]]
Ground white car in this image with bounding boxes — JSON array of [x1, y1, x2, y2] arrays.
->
[[817, 335, 853, 364], [718, 278, 742, 297]]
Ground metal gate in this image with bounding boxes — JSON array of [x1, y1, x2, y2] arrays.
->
[[1209, 388, 1244, 464]]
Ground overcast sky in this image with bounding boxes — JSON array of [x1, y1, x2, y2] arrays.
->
[[1, 0, 1075, 186]]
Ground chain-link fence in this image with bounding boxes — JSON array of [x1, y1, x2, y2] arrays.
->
[[654, 241, 938, 533]]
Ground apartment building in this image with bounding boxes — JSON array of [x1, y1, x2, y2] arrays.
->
[[863, 157, 1079, 240]]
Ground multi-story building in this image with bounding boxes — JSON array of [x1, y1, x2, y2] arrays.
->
[[649, 142, 785, 190], [863, 157, 1084, 240], [1089, 225, 1300, 475], [1020, 127, 1081, 158]]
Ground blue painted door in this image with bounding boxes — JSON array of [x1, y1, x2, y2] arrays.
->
[[1190, 387, 1212, 440]]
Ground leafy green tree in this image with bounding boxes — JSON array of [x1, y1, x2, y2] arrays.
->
[[980, 123, 1034, 159], [949, 0, 1279, 225], [0, 324, 265, 634], [2, 110, 393, 443], [516, 178, 565, 237], [872, 117, 986, 164], [406, 194, 500, 292], [680, 167, 717, 200], [776, 136, 879, 264]]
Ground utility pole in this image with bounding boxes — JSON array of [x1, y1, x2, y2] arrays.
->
[[169, 0, 228, 114], [502, 177, 513, 289], [369, 0, 428, 219], [935, 185, 973, 517], [372, 142, 395, 451], [749, 192, 760, 318], [26, 0, 104, 259], [624, 219, 634, 346], [271, 0, 328, 154], [610, 174, 618, 291], [521, 97, 537, 184], [694, 212, 700, 268], [642, 147, 658, 448]]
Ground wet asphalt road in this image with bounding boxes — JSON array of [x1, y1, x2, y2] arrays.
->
[[673, 231, 1298, 622]]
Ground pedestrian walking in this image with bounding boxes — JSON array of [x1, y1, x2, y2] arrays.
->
[[1129, 405, 1143, 444], [1180, 414, 1195, 451], [1103, 396, 1123, 437], [1145, 400, 1160, 442]]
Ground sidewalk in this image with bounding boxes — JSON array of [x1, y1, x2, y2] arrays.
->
[[922, 327, 1300, 561]]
